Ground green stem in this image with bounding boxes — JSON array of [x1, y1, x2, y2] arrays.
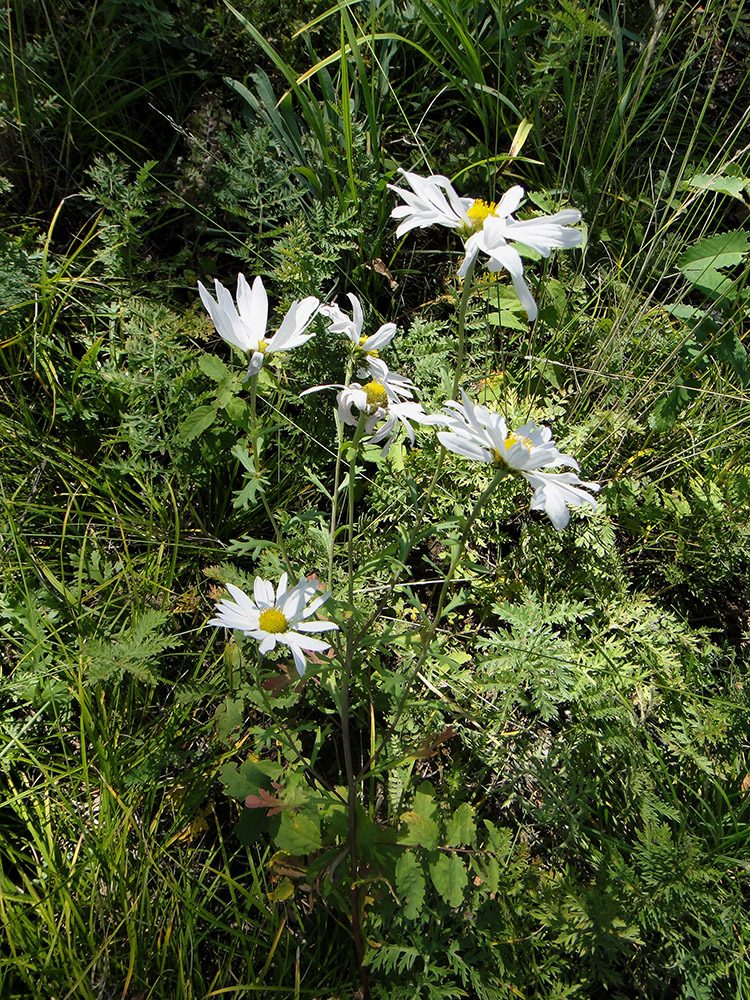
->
[[327, 362, 354, 591], [451, 254, 478, 401], [339, 411, 370, 992], [357, 465, 508, 782], [248, 375, 293, 576]]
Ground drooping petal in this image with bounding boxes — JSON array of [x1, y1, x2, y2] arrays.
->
[[289, 643, 307, 676], [282, 632, 333, 653], [437, 430, 492, 463], [258, 634, 277, 655], [521, 470, 600, 530], [483, 241, 538, 321]]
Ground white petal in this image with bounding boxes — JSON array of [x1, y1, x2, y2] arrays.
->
[[289, 644, 307, 676], [282, 632, 332, 653], [295, 620, 339, 633], [258, 634, 277, 654], [437, 430, 492, 463]]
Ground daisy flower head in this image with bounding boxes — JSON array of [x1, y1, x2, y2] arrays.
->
[[208, 574, 338, 676], [198, 273, 320, 377], [458, 187, 582, 321], [389, 170, 582, 321], [301, 360, 429, 457], [430, 390, 600, 530], [320, 293, 397, 376]]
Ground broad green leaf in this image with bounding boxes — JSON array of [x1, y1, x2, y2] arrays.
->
[[214, 696, 244, 742], [198, 354, 230, 381], [445, 803, 476, 848], [685, 168, 750, 201], [400, 784, 439, 850], [275, 808, 322, 854], [395, 851, 426, 920], [179, 404, 217, 441], [429, 853, 468, 908], [677, 230, 750, 297]]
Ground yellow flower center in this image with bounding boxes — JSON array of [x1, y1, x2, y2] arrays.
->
[[362, 381, 389, 408], [257, 339, 269, 353], [357, 335, 379, 358], [466, 198, 498, 229], [258, 607, 288, 634], [505, 431, 533, 452]]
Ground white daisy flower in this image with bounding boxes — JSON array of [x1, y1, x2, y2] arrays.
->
[[301, 361, 429, 457], [428, 390, 600, 530], [458, 187, 582, 321], [198, 273, 320, 377], [320, 293, 397, 377], [208, 574, 338, 676], [389, 170, 582, 321]]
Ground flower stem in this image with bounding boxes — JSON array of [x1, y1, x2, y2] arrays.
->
[[248, 375, 294, 576], [327, 362, 354, 591], [357, 465, 508, 782], [340, 412, 370, 994], [451, 254, 478, 401]]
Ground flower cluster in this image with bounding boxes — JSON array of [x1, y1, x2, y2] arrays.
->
[[202, 164, 601, 674]]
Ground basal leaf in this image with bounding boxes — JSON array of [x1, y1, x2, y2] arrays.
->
[[276, 809, 323, 854], [445, 803, 477, 848], [400, 784, 439, 850], [677, 230, 750, 297], [429, 853, 468, 908], [395, 851, 426, 920]]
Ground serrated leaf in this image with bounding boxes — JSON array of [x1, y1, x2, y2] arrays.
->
[[429, 853, 468, 908], [198, 354, 231, 381], [395, 851, 426, 920], [685, 169, 750, 201], [214, 696, 244, 742], [400, 784, 439, 850], [275, 809, 322, 854], [677, 230, 750, 296], [179, 404, 217, 441], [445, 803, 476, 848]]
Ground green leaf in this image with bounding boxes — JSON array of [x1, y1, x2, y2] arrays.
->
[[677, 230, 750, 297], [429, 853, 468, 908], [214, 696, 244, 742], [473, 854, 500, 894], [685, 167, 750, 201], [198, 354, 231, 381], [400, 784, 439, 850], [445, 803, 476, 848], [275, 809, 323, 854], [179, 404, 218, 441], [395, 851, 426, 920]]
